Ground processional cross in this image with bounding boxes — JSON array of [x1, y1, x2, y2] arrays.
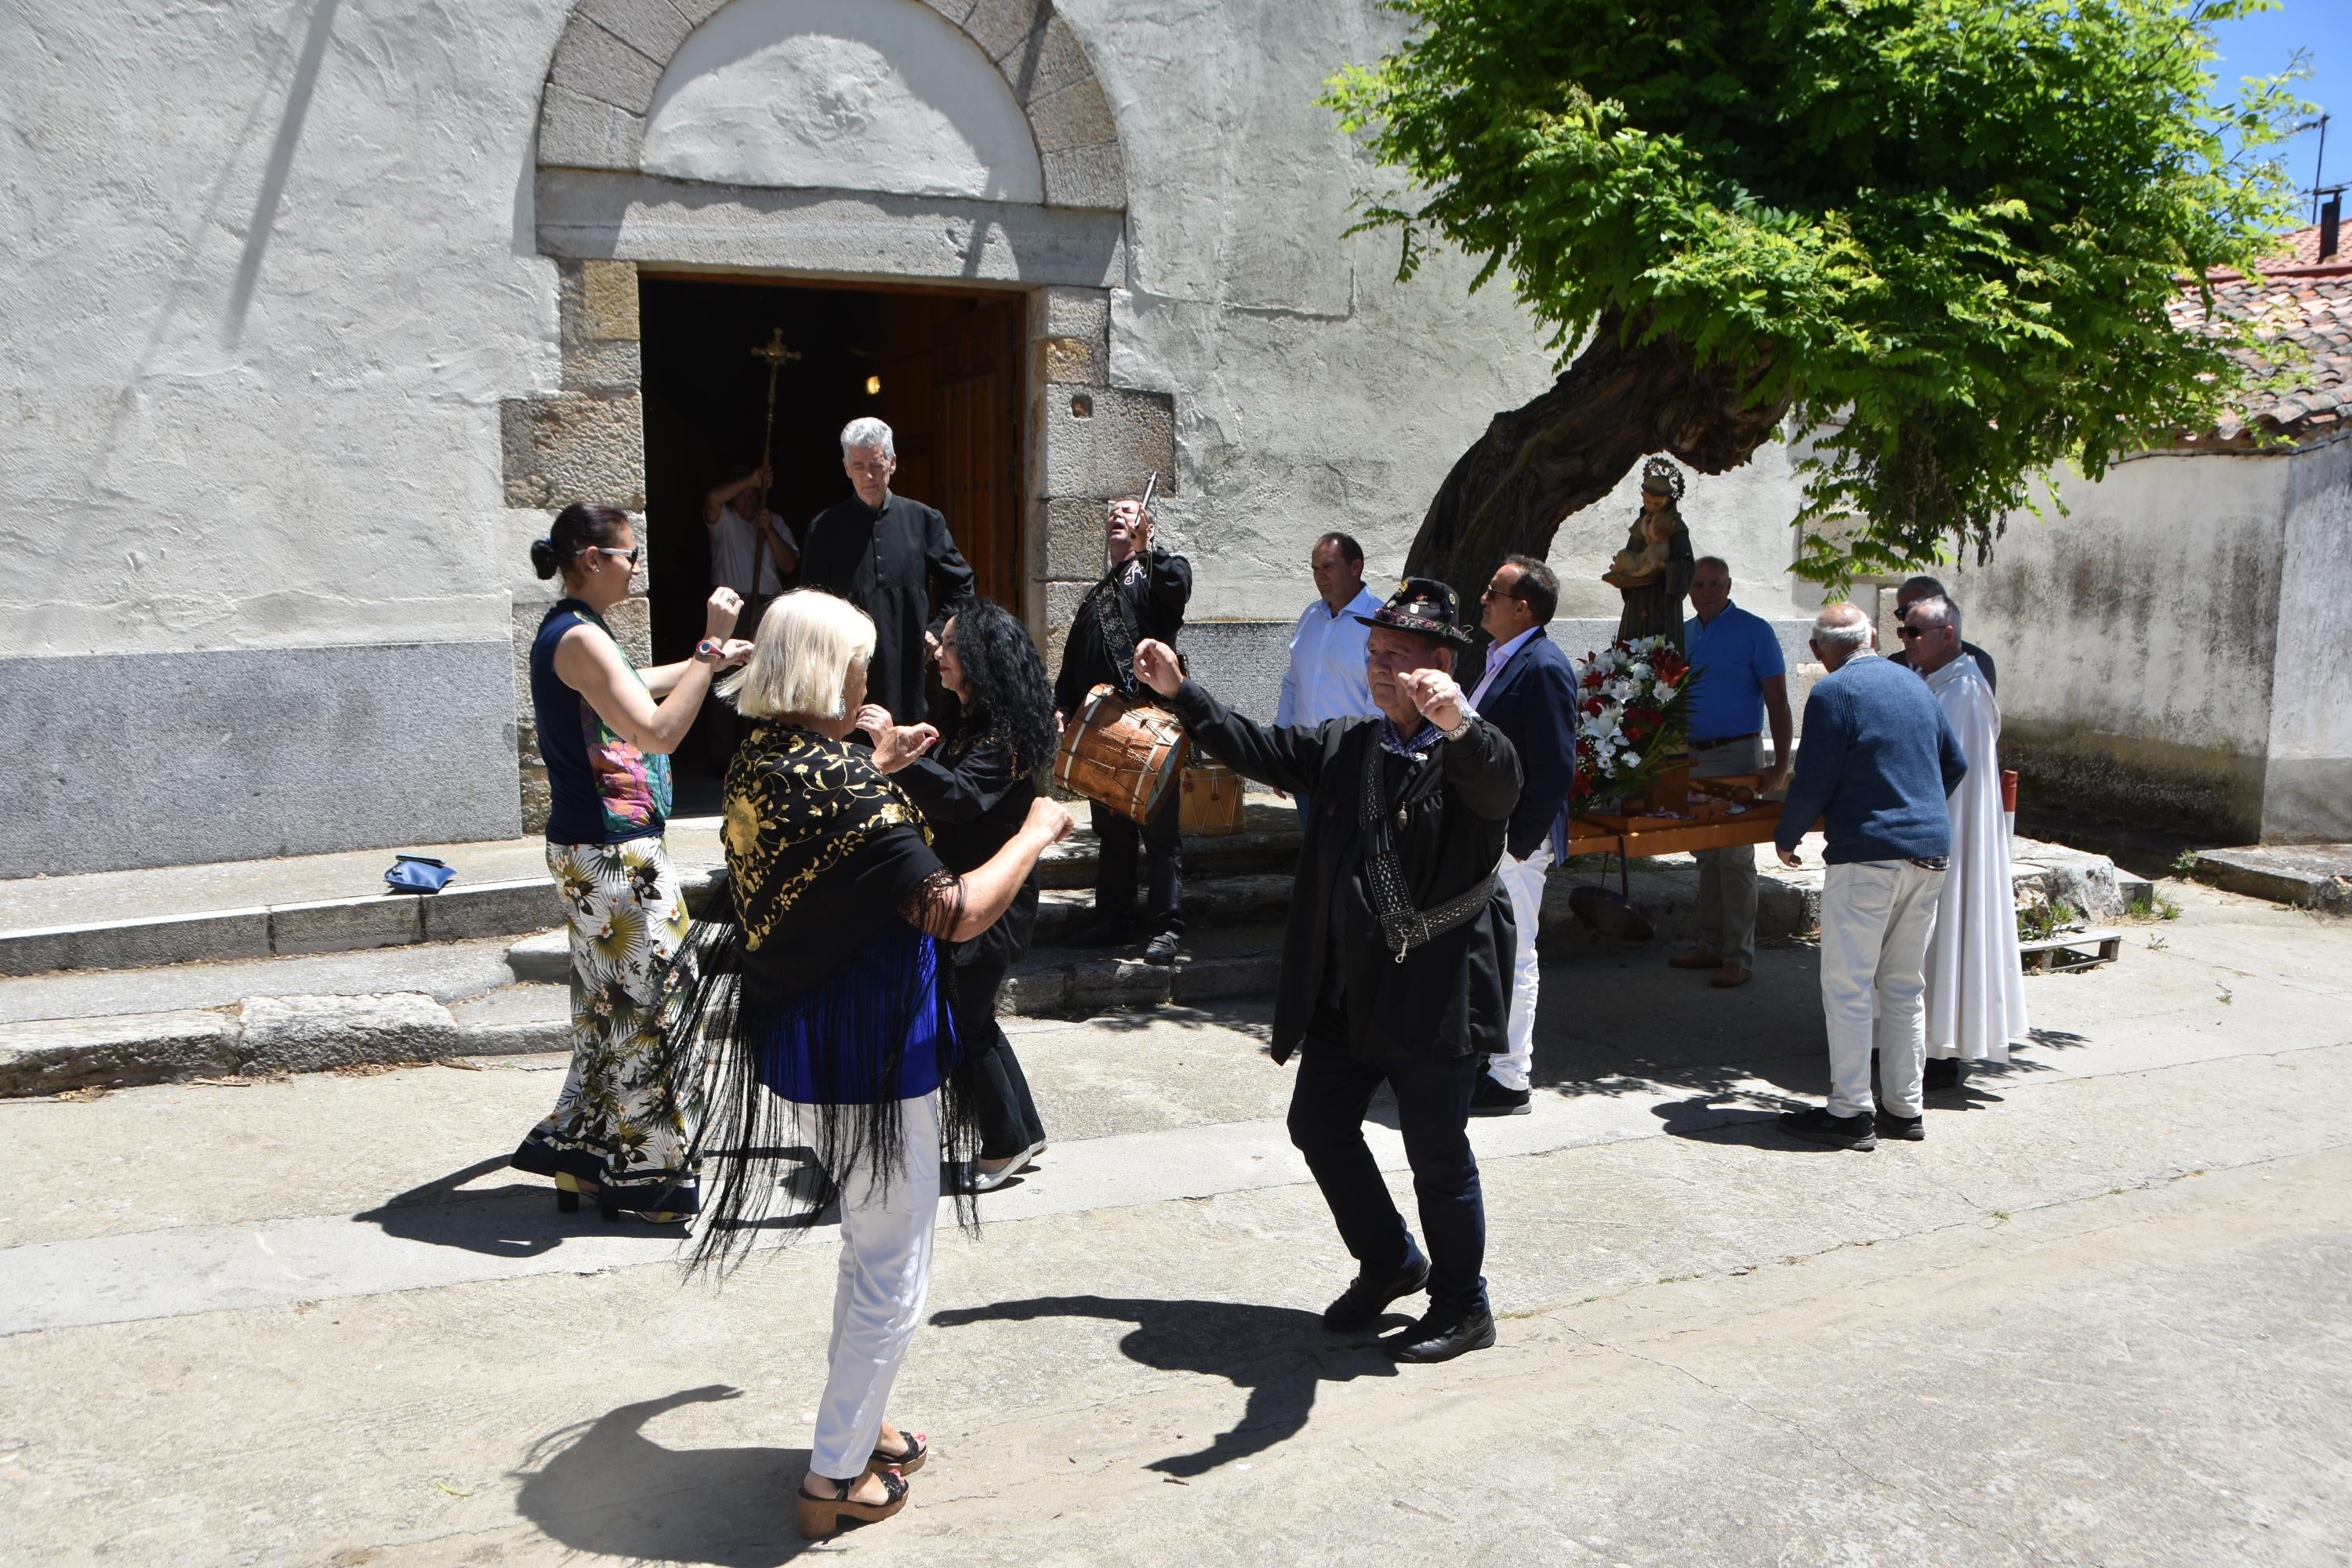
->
[[746, 327, 802, 594]]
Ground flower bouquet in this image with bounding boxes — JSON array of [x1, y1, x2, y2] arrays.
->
[[1571, 635, 1697, 811]]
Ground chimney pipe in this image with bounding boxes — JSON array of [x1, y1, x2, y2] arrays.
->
[[2325, 194, 2343, 263]]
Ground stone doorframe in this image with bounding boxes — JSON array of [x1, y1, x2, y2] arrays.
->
[[500, 0, 1175, 826]]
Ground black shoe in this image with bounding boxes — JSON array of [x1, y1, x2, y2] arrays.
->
[[1067, 920, 1137, 950], [1469, 1076, 1531, 1116], [1322, 1256, 1432, 1331], [1777, 1105, 1878, 1151], [1142, 930, 1181, 966], [1922, 1058, 1966, 1093], [1386, 1305, 1497, 1363], [1874, 1109, 1926, 1142]]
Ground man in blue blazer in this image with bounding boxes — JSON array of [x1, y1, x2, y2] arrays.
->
[[1464, 556, 1581, 1114]]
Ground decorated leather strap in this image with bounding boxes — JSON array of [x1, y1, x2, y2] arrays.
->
[[1356, 734, 1497, 964], [1089, 562, 1142, 693]]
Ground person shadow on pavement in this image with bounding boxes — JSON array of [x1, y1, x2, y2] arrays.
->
[[513, 1385, 813, 1567], [929, 1294, 1397, 1476], [350, 1155, 577, 1258]]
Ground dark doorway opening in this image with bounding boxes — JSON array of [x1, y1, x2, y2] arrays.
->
[[639, 274, 1027, 794]]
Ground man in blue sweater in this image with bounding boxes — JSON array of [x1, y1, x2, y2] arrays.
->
[[1773, 604, 1969, 1151]]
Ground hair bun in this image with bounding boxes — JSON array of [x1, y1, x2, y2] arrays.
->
[[528, 537, 560, 579]]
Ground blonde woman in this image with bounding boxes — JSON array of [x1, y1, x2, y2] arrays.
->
[[510, 503, 747, 1222], [681, 589, 1070, 1536]]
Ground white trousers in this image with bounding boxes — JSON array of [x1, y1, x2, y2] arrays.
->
[[804, 1091, 940, 1480], [1817, 861, 1944, 1120], [1489, 840, 1552, 1093]]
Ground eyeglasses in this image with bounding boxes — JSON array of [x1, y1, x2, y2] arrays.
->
[[1895, 623, 1929, 639]]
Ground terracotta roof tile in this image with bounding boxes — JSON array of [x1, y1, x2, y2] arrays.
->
[[2169, 227, 2352, 445]]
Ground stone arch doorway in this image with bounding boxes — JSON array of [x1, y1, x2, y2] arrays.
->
[[503, 0, 1175, 824]]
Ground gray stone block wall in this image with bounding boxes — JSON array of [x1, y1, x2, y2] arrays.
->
[[0, 641, 521, 877]]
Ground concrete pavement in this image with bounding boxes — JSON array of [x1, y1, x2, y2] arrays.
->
[[1, 880, 2347, 1565]]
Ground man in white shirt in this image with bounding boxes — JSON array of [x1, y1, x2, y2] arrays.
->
[[704, 463, 799, 632], [1276, 533, 1383, 819]]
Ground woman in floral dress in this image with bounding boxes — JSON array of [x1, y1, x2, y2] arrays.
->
[[509, 502, 750, 1222]]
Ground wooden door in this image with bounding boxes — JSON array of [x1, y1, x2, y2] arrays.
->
[[929, 296, 1025, 614]]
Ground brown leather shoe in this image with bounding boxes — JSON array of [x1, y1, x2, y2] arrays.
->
[[1669, 948, 1721, 971], [1710, 963, 1752, 989]]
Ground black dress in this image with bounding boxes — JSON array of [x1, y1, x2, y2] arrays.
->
[[891, 725, 1048, 1161], [798, 492, 975, 724]]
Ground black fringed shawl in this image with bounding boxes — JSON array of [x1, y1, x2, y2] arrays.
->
[[682, 721, 978, 1272]]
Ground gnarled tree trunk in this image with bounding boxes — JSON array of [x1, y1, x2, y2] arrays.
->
[[1403, 308, 1793, 596]]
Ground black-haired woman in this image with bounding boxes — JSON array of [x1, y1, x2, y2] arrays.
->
[[863, 599, 1055, 1192], [510, 503, 750, 1222]]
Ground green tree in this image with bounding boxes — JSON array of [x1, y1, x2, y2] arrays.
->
[[1326, 0, 2307, 592]]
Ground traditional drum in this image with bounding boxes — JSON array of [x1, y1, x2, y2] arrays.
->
[[1054, 683, 1189, 825], [1178, 754, 1246, 837]]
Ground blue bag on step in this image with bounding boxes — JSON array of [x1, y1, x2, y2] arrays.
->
[[385, 855, 457, 895]]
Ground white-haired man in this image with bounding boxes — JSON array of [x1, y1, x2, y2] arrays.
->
[[1897, 592, 2028, 1093], [798, 418, 975, 726], [1773, 604, 1967, 1151]]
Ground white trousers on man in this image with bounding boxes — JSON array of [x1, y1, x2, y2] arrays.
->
[[1817, 860, 1944, 1120], [1690, 738, 1764, 970], [803, 1091, 939, 1480], [1489, 840, 1553, 1093]]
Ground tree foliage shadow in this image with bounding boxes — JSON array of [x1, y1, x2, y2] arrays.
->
[[513, 1385, 815, 1566], [930, 1294, 1396, 1476]]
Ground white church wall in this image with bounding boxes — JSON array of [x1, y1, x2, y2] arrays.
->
[[2263, 434, 2352, 841], [643, 0, 1044, 200], [0, 0, 574, 873], [1952, 453, 2293, 841]]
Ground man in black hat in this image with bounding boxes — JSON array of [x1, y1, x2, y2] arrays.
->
[[1131, 578, 1519, 1363]]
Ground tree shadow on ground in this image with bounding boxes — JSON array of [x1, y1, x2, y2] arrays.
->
[[512, 1385, 815, 1566], [1529, 945, 1834, 1103], [930, 1294, 1396, 1476]]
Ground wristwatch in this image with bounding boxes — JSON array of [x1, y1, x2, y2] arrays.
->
[[1439, 707, 1476, 742], [694, 637, 724, 664]]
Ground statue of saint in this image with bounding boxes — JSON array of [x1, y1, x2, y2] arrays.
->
[[1602, 456, 1695, 650]]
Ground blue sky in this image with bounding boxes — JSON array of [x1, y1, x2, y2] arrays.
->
[[2209, 0, 2352, 218]]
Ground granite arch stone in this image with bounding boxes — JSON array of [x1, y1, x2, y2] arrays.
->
[[534, 0, 1127, 214]]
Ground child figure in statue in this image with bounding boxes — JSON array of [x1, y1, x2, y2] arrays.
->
[[1602, 456, 1696, 651]]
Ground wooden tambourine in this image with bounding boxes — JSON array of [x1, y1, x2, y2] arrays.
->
[[1054, 683, 1189, 824]]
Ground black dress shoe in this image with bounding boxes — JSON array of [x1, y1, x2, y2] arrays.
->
[[1777, 1105, 1878, 1151], [1142, 930, 1181, 966], [1387, 1305, 1497, 1363], [1923, 1057, 1967, 1093], [1469, 1076, 1531, 1116], [1875, 1109, 1926, 1141], [1322, 1256, 1431, 1331]]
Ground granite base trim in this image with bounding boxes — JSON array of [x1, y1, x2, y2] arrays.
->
[[0, 641, 523, 878]]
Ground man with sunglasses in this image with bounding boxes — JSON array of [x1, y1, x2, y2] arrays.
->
[[1899, 593, 2028, 1095], [1886, 574, 1997, 693]]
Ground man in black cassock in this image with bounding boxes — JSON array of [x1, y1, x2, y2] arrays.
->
[[798, 417, 975, 726], [1131, 578, 1519, 1363], [1054, 494, 1192, 966]]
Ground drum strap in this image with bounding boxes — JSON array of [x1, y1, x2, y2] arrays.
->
[[1088, 564, 1142, 694], [1356, 735, 1497, 964]]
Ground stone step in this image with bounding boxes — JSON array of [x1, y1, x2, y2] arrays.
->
[[0, 794, 1301, 979], [2, 828, 2141, 1098], [2190, 845, 2352, 916]]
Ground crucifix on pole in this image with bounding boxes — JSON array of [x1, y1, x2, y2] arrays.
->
[[746, 327, 801, 596]]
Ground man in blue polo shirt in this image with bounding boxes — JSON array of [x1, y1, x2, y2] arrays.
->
[[1668, 557, 1794, 988]]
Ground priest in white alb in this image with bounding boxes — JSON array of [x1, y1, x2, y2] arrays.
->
[[1896, 593, 2027, 1091]]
